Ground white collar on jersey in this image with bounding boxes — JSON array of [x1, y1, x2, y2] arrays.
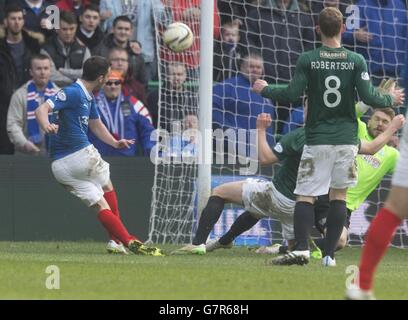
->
[[25, 0, 43, 10], [76, 79, 93, 101]]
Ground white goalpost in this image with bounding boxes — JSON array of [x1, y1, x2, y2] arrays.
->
[[196, 0, 214, 223]]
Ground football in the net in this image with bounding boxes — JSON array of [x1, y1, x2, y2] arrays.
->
[[163, 22, 194, 53]]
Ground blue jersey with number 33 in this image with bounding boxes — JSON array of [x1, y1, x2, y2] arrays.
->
[[46, 80, 100, 161]]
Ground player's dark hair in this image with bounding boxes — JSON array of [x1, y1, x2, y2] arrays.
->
[[5, 5, 24, 18], [319, 7, 343, 38], [82, 56, 110, 81], [82, 4, 100, 16], [60, 11, 78, 25], [30, 54, 51, 68], [372, 107, 396, 120], [113, 15, 133, 28]]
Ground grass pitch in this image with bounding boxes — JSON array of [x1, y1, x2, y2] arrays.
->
[[0, 242, 406, 300]]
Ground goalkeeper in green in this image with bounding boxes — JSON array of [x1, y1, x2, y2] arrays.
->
[[314, 100, 402, 252], [252, 7, 405, 266]]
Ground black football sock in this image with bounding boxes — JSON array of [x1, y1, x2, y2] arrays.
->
[[279, 245, 289, 254], [192, 196, 225, 245], [293, 202, 315, 251], [314, 237, 344, 253], [219, 211, 259, 245], [323, 200, 347, 259], [313, 238, 325, 251]]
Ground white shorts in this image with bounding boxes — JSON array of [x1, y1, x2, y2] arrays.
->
[[392, 120, 408, 188], [51, 145, 110, 207], [294, 145, 358, 197], [242, 178, 295, 240]]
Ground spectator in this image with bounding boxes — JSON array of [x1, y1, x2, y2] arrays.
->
[[0, 35, 17, 154], [76, 4, 104, 52], [108, 47, 147, 109], [217, 0, 250, 25], [213, 20, 247, 82], [166, 114, 199, 159], [119, 0, 169, 82], [246, 0, 315, 84], [90, 70, 155, 156], [56, 0, 90, 18], [342, 0, 408, 85], [94, 15, 146, 85], [309, 0, 351, 26], [7, 54, 59, 155], [15, 0, 52, 35], [1, 4, 41, 87], [149, 61, 197, 131], [307, 0, 353, 51], [41, 11, 91, 87], [161, 0, 220, 71], [212, 53, 276, 149], [99, 0, 123, 34], [246, 0, 315, 132], [0, 0, 6, 22]]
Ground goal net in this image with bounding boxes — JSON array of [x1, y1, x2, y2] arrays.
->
[[148, 0, 408, 246]]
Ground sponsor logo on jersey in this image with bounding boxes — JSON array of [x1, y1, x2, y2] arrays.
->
[[80, 116, 89, 126], [120, 102, 132, 117], [360, 155, 381, 168], [320, 51, 347, 59], [274, 143, 283, 153], [56, 90, 66, 102], [361, 72, 370, 81]]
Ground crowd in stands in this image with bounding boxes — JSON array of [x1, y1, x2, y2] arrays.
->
[[0, 0, 406, 156]]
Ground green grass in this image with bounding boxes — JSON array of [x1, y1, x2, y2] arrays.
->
[[0, 242, 406, 300]]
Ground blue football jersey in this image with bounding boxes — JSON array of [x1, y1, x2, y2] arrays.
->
[[46, 80, 100, 160]]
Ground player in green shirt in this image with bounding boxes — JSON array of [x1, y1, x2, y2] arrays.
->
[[253, 7, 404, 266], [172, 107, 403, 256]]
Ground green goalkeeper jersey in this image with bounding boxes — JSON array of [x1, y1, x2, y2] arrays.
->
[[346, 118, 399, 211], [261, 46, 393, 145]]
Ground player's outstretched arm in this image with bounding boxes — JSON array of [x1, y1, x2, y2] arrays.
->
[[89, 118, 135, 149], [359, 114, 405, 155], [35, 102, 59, 134], [253, 55, 308, 104], [257, 113, 279, 165]]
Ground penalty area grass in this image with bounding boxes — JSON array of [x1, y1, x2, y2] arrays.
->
[[0, 242, 406, 300]]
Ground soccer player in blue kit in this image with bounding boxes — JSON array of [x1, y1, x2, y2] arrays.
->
[[35, 56, 163, 256]]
